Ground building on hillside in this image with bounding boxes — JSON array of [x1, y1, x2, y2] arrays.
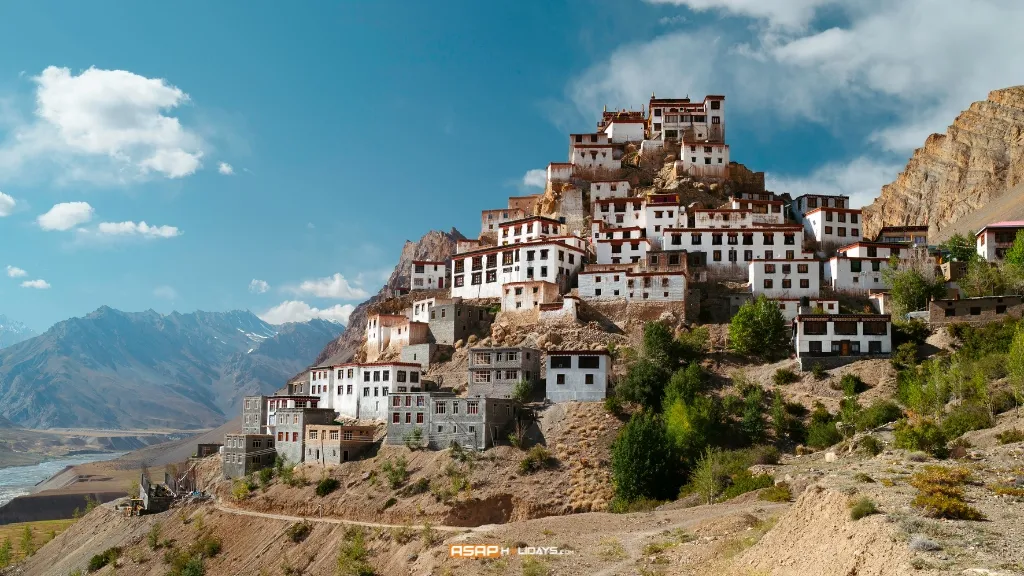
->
[[597, 109, 647, 142], [547, 162, 573, 183], [662, 224, 807, 272], [310, 361, 423, 420], [928, 295, 1024, 327], [791, 194, 850, 225], [976, 221, 1024, 261], [365, 314, 428, 361], [400, 344, 435, 370], [500, 216, 564, 245], [823, 255, 891, 294], [386, 391, 517, 450], [481, 208, 526, 236], [195, 443, 222, 458], [410, 261, 448, 291], [801, 207, 863, 247], [449, 239, 585, 299], [242, 395, 269, 434], [273, 407, 336, 465], [874, 226, 929, 246], [868, 291, 891, 315], [546, 350, 612, 402], [793, 314, 892, 370], [648, 94, 725, 142], [643, 194, 683, 243], [941, 261, 968, 282], [411, 298, 435, 323], [775, 299, 839, 322], [577, 265, 630, 300], [748, 258, 821, 299], [467, 347, 541, 399], [570, 142, 621, 171], [266, 395, 321, 430], [501, 280, 560, 312], [589, 179, 631, 202], [508, 195, 541, 216], [592, 197, 646, 232], [678, 140, 730, 179], [625, 270, 687, 301], [837, 241, 907, 259], [303, 424, 376, 465], [222, 433, 275, 479], [730, 197, 785, 225], [426, 298, 495, 345], [539, 295, 580, 321], [595, 237, 652, 266]]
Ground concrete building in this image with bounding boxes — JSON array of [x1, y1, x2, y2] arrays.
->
[[266, 395, 321, 430], [874, 226, 929, 246], [400, 343, 436, 369], [590, 179, 631, 202], [730, 197, 785, 224], [242, 395, 269, 434], [547, 162, 573, 183], [450, 240, 585, 300], [793, 314, 892, 370], [386, 391, 517, 450], [801, 207, 863, 247], [411, 261, 448, 291], [303, 424, 377, 465], [824, 255, 891, 294], [663, 224, 806, 271], [678, 141, 730, 179], [837, 242, 906, 259], [273, 407, 336, 465], [411, 298, 435, 323], [791, 194, 850, 225], [222, 433, 275, 480], [648, 95, 725, 143], [570, 142, 621, 171], [595, 237, 651, 266], [976, 221, 1024, 261], [578, 265, 630, 300], [500, 216, 564, 245], [467, 347, 541, 399], [776, 299, 839, 322], [310, 361, 424, 420], [364, 314, 408, 361], [501, 280, 560, 312], [546, 350, 612, 402], [602, 117, 646, 143], [427, 298, 494, 345], [481, 208, 526, 236], [625, 270, 686, 302], [749, 258, 821, 299], [928, 295, 1024, 327]]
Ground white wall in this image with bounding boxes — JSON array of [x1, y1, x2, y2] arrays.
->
[[411, 262, 447, 290], [451, 241, 584, 300], [578, 270, 628, 300], [547, 163, 573, 183], [626, 272, 686, 302], [662, 227, 806, 268], [604, 121, 645, 143], [795, 317, 892, 356], [590, 180, 631, 202], [571, 145, 620, 170], [679, 142, 729, 175], [546, 353, 612, 402], [824, 257, 891, 294], [776, 299, 839, 322], [595, 238, 650, 265], [411, 298, 435, 323], [749, 259, 821, 299]]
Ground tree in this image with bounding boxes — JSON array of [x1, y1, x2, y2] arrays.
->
[[616, 358, 670, 411], [642, 321, 680, 371], [940, 232, 978, 263], [960, 259, 1006, 297], [662, 363, 705, 408], [664, 395, 719, 463], [1008, 326, 1024, 416], [690, 448, 723, 505], [728, 295, 789, 358], [19, 525, 34, 558], [1004, 229, 1024, 268], [610, 413, 679, 503], [510, 379, 532, 404], [0, 537, 12, 568], [882, 256, 946, 316]]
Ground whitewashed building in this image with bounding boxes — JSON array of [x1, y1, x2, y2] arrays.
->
[[366, 314, 428, 361], [748, 258, 821, 299], [801, 207, 863, 247], [500, 216, 564, 245], [595, 237, 651, 266], [589, 179, 631, 202], [570, 143, 620, 171], [309, 362, 424, 420], [450, 240, 585, 299], [546, 350, 612, 403], [791, 194, 851, 226], [776, 299, 840, 322], [411, 261, 447, 291], [730, 197, 785, 225], [648, 95, 725, 142], [593, 197, 645, 231], [663, 224, 806, 270], [837, 241, 906, 259], [824, 255, 891, 294], [643, 194, 683, 245], [626, 270, 686, 301], [501, 280, 560, 312], [480, 208, 526, 236], [578, 265, 629, 300], [678, 141, 730, 179], [547, 162, 573, 183], [976, 221, 1024, 261], [411, 298, 435, 323], [793, 314, 892, 369]]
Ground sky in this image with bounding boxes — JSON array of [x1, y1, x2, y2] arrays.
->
[[1, 1, 1023, 332]]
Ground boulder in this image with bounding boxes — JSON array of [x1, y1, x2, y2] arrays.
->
[[824, 451, 837, 463], [453, 339, 464, 349]]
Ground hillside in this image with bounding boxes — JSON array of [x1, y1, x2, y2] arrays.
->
[[0, 315, 37, 350], [863, 85, 1024, 239], [0, 308, 342, 430]]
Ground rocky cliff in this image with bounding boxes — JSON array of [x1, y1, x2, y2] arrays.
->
[[311, 228, 464, 366], [863, 86, 1024, 239]]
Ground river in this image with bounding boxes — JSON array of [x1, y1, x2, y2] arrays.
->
[[0, 452, 126, 507]]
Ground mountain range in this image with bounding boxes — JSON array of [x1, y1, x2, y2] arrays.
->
[[0, 307, 343, 430], [0, 315, 38, 349]]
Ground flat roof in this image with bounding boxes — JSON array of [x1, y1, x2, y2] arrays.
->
[[547, 349, 611, 355], [796, 314, 891, 321]]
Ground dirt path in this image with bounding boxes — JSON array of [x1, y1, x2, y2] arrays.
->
[[213, 498, 474, 532]]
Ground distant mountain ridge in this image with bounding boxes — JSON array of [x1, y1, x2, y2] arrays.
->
[[0, 315, 38, 349], [0, 307, 343, 429]]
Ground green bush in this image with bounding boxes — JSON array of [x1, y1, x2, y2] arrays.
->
[[941, 403, 994, 439], [773, 368, 799, 385], [758, 482, 792, 502], [148, 522, 162, 550], [849, 497, 878, 520], [87, 547, 121, 571], [858, 435, 883, 456], [617, 358, 671, 411], [381, 456, 409, 489], [729, 295, 789, 359], [610, 413, 679, 503], [337, 526, 374, 576], [519, 445, 557, 474], [996, 429, 1024, 444], [894, 418, 948, 458], [403, 427, 424, 450], [806, 421, 842, 449], [316, 477, 340, 497], [856, 400, 903, 431], [720, 471, 774, 501], [811, 363, 827, 380], [893, 319, 930, 346], [890, 342, 918, 371], [286, 521, 312, 543], [840, 374, 866, 396], [990, 389, 1018, 414], [196, 535, 221, 558], [180, 557, 206, 576], [603, 394, 623, 417]]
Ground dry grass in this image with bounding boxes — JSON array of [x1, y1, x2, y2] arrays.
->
[[909, 466, 986, 521]]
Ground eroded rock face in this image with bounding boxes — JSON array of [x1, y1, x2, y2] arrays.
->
[[863, 86, 1024, 239]]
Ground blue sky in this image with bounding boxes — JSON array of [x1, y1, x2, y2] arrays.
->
[[1, 1, 1021, 332]]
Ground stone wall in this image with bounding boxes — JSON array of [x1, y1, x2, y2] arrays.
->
[[274, 408, 336, 466], [928, 296, 1024, 328], [797, 353, 890, 372], [400, 343, 437, 369]]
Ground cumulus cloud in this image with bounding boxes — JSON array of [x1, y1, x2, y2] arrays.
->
[[0, 192, 15, 216], [287, 273, 369, 300], [6, 265, 27, 278], [0, 66, 204, 183], [96, 221, 181, 238], [153, 285, 178, 300], [37, 201, 94, 231], [766, 156, 904, 209], [248, 279, 270, 294], [258, 300, 353, 325], [21, 279, 50, 289], [218, 162, 234, 175], [522, 169, 547, 188], [646, 0, 838, 29]]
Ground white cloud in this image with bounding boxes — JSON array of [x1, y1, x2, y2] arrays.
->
[[153, 285, 178, 300], [287, 273, 369, 300], [258, 300, 353, 325], [0, 192, 15, 216], [6, 265, 27, 278], [306, 222, 315, 230], [218, 162, 234, 175], [37, 201, 94, 231], [522, 168, 547, 188], [0, 66, 204, 183], [95, 221, 181, 238], [646, 0, 839, 29], [21, 279, 50, 289], [248, 279, 270, 294], [766, 156, 904, 209]]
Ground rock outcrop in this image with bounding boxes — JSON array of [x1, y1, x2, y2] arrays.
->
[[863, 86, 1024, 239]]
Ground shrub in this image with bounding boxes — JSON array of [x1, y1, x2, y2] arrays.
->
[[990, 390, 1018, 414], [849, 497, 878, 520], [909, 466, 986, 520], [856, 400, 903, 431], [196, 535, 222, 558], [232, 477, 254, 500], [912, 493, 985, 520], [603, 394, 623, 417], [337, 526, 374, 576], [87, 547, 121, 571], [519, 445, 556, 474], [894, 418, 948, 458], [729, 295, 789, 358], [773, 368, 799, 385], [381, 497, 398, 510], [811, 363, 827, 381], [521, 557, 549, 576], [316, 477, 340, 497], [758, 483, 792, 502], [608, 497, 664, 514], [840, 374, 866, 396], [403, 427, 424, 450], [891, 342, 919, 370], [148, 522, 162, 550], [806, 421, 842, 449], [617, 358, 671, 411], [996, 429, 1024, 444], [399, 477, 430, 496], [381, 456, 409, 489], [610, 413, 679, 503], [720, 471, 774, 501], [180, 557, 206, 576], [391, 525, 414, 545], [286, 521, 312, 543], [941, 403, 994, 439], [258, 467, 274, 488], [893, 319, 930, 346], [859, 435, 883, 456], [0, 537, 11, 569], [854, 472, 875, 483], [511, 379, 533, 403]]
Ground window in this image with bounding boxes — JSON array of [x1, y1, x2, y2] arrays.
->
[[473, 371, 491, 383], [970, 307, 982, 316], [800, 279, 810, 289], [838, 227, 847, 237], [392, 413, 400, 424], [804, 321, 828, 335], [763, 279, 773, 289], [863, 322, 888, 336], [397, 370, 407, 383], [556, 374, 566, 385], [550, 356, 572, 369], [363, 387, 370, 397], [944, 308, 956, 317], [871, 261, 881, 272], [824, 226, 832, 235], [809, 341, 822, 354], [578, 356, 600, 369], [868, 341, 882, 354], [486, 270, 496, 283], [798, 264, 809, 274], [416, 413, 424, 424], [410, 371, 419, 383], [392, 396, 401, 407], [292, 432, 298, 442], [505, 370, 519, 380], [435, 402, 446, 414], [471, 272, 482, 285], [691, 233, 702, 245], [997, 305, 1008, 314], [765, 264, 776, 274], [452, 401, 459, 415], [743, 250, 753, 261], [834, 321, 858, 335], [713, 250, 722, 262], [782, 279, 792, 289], [782, 264, 791, 274], [467, 401, 479, 415]]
